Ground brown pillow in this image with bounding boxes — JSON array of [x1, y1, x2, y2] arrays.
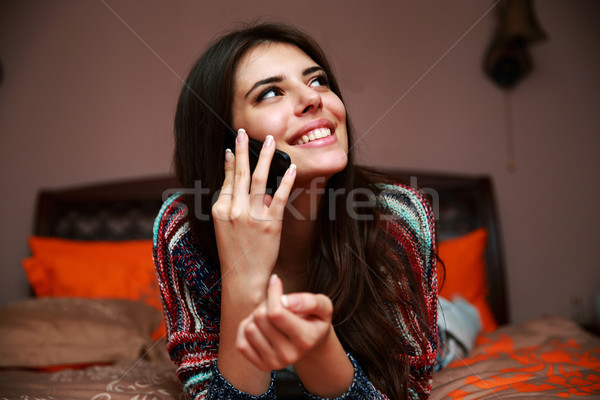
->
[[0, 298, 161, 368]]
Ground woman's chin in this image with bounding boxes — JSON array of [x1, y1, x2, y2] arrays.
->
[[293, 156, 348, 186]]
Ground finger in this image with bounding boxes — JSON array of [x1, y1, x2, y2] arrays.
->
[[262, 303, 320, 351], [249, 135, 276, 210], [232, 128, 251, 211], [269, 164, 296, 218], [262, 288, 316, 340], [281, 293, 333, 321], [211, 149, 235, 220], [222, 148, 235, 192], [252, 307, 296, 368], [243, 315, 279, 370], [236, 315, 266, 370], [267, 274, 284, 314], [262, 275, 298, 357]]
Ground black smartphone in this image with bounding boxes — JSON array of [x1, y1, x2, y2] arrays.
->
[[224, 127, 292, 194]]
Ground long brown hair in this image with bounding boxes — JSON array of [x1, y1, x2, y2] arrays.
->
[[173, 22, 431, 399]]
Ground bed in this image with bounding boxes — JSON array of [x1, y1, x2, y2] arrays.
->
[[0, 171, 598, 399]]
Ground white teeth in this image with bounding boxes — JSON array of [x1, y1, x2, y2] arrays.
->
[[294, 128, 332, 145], [317, 128, 331, 138]]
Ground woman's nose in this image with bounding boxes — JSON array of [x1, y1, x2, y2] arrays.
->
[[295, 86, 322, 115]]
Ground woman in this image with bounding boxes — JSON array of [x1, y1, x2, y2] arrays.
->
[[153, 22, 438, 399]]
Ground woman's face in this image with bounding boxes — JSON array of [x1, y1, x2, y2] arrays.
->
[[231, 43, 348, 186]]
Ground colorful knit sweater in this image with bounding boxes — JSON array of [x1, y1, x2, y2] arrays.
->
[[153, 183, 438, 399]]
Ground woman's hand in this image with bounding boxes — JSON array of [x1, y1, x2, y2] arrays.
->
[[212, 129, 296, 298], [237, 274, 354, 397], [214, 129, 296, 395], [236, 274, 334, 371]]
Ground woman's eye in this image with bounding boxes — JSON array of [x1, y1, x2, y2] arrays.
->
[[256, 87, 281, 102], [309, 74, 329, 88], [262, 89, 278, 98]]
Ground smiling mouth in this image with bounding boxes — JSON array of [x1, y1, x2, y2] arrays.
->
[[292, 128, 332, 145]]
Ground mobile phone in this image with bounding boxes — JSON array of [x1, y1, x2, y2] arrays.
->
[[224, 127, 292, 194]]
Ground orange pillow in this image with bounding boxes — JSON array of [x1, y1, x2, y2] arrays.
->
[[437, 228, 497, 332], [22, 236, 165, 338]]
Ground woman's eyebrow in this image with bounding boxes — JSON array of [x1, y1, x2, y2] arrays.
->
[[303, 66, 323, 76], [244, 75, 283, 98]]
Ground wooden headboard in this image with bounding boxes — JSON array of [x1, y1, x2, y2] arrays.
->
[[33, 171, 509, 325], [34, 175, 179, 240]]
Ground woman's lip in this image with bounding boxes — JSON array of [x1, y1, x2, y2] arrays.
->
[[289, 119, 335, 144]]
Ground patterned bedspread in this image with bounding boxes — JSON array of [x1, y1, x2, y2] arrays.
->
[[1, 316, 598, 399], [431, 316, 600, 399], [0, 359, 183, 400]]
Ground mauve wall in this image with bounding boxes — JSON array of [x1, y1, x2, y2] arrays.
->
[[0, 1, 598, 325]]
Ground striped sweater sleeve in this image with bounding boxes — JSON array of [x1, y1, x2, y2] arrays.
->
[[376, 183, 439, 399], [152, 194, 276, 399]]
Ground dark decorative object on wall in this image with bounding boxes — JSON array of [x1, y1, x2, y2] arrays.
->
[[484, 0, 546, 89]]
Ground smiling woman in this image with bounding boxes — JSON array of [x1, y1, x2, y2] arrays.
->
[[153, 22, 439, 400]]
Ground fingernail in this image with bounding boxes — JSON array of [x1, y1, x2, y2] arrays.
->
[[264, 135, 274, 147], [286, 163, 297, 175], [236, 128, 246, 143], [270, 274, 278, 285], [281, 294, 300, 310], [225, 148, 233, 162]]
